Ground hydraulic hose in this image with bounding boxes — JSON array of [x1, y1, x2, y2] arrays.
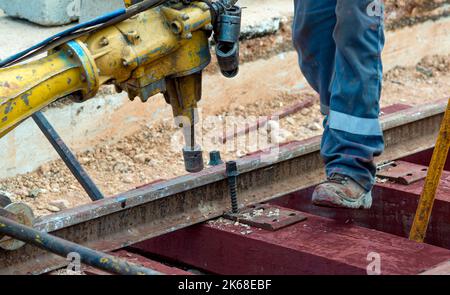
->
[[0, 0, 168, 68]]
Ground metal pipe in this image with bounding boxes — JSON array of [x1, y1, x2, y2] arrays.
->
[[0, 215, 162, 275], [32, 111, 104, 201], [226, 161, 239, 213]]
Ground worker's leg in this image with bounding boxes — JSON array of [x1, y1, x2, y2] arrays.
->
[[320, 0, 385, 193], [292, 0, 337, 114]]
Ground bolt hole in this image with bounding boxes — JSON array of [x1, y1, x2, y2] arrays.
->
[[289, 213, 296, 217], [121, 201, 127, 208], [272, 219, 278, 222], [171, 22, 182, 34], [406, 173, 413, 177], [422, 168, 428, 171]]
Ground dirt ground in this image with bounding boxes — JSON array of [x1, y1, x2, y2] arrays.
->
[[1, 1, 450, 216]]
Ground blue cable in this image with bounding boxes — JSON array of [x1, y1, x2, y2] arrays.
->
[[0, 8, 126, 68]]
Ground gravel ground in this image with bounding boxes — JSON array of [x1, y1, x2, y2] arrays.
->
[[1, 53, 449, 216]]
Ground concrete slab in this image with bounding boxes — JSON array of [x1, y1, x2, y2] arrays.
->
[[0, 0, 79, 26], [239, 0, 293, 38], [79, 0, 125, 23], [0, 10, 76, 58]]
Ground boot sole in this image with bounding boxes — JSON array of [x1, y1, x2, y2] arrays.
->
[[312, 191, 373, 210]]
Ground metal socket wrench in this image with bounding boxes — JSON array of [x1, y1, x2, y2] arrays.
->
[[183, 145, 204, 173]]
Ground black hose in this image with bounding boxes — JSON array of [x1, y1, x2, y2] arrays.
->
[[0, 215, 162, 275], [1, 0, 168, 68]]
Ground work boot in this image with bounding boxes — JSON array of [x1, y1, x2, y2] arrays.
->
[[312, 174, 372, 209]]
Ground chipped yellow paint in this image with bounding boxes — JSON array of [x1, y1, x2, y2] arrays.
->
[[100, 257, 109, 264], [123, 0, 136, 8], [0, 223, 5, 228], [34, 234, 43, 244], [0, 50, 85, 137]]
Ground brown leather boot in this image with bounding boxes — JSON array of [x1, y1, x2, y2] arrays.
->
[[312, 174, 372, 209]]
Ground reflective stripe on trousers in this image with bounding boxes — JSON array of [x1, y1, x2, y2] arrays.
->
[[293, 0, 385, 191]]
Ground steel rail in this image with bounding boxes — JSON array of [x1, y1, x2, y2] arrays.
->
[[0, 100, 447, 275]]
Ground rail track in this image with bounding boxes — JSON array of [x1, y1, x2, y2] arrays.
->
[[1, 99, 450, 275]]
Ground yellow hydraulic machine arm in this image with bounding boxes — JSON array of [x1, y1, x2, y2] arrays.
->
[[0, 0, 241, 172]]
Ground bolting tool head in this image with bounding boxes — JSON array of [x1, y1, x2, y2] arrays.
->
[[183, 145, 204, 173]]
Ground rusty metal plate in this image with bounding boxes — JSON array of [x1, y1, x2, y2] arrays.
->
[[224, 204, 307, 231], [378, 161, 428, 185]]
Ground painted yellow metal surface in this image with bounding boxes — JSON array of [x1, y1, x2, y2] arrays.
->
[[0, 50, 85, 136], [410, 98, 450, 242], [123, 0, 141, 8], [0, 2, 212, 138]]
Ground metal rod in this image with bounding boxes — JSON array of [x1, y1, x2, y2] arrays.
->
[[0, 215, 161, 275], [32, 111, 104, 201], [226, 161, 239, 213], [410, 98, 450, 242]]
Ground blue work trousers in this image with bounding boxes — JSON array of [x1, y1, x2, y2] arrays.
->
[[293, 0, 385, 191]]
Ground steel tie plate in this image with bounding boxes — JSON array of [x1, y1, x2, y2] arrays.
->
[[224, 204, 307, 231], [377, 161, 428, 185]]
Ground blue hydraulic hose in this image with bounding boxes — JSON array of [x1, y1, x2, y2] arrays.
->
[[0, 8, 126, 68]]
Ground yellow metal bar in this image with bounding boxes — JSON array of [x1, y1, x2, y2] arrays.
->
[[123, 0, 142, 8], [409, 98, 450, 242]]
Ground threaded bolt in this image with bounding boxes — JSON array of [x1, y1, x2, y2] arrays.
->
[[226, 161, 238, 213], [100, 37, 109, 46]]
